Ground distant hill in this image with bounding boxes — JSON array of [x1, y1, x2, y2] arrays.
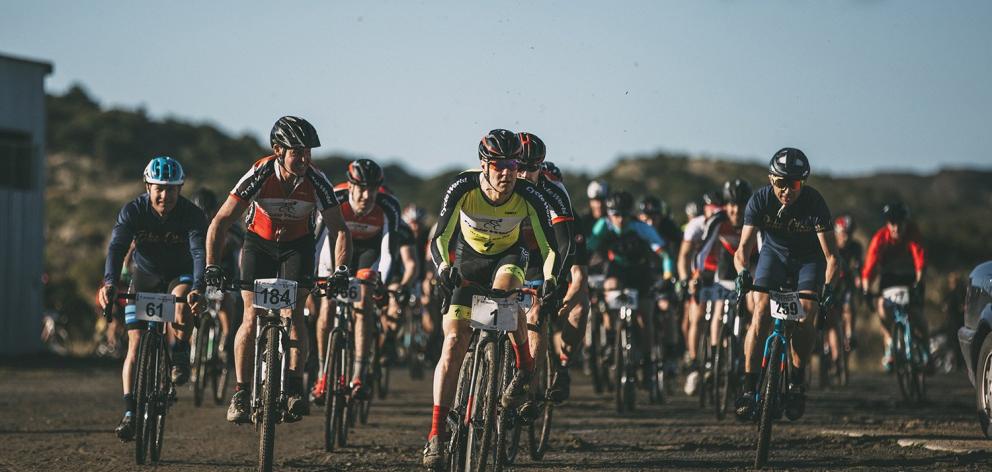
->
[[44, 84, 991, 335]]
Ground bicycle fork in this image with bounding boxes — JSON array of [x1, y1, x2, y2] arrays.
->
[[252, 313, 290, 424]]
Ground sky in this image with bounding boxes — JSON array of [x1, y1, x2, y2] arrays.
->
[[3, 0, 991, 176]]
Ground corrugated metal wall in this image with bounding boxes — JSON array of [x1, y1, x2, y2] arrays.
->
[[0, 55, 51, 355]]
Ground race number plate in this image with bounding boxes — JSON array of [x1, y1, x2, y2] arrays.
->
[[769, 291, 806, 321], [135, 292, 176, 322], [882, 286, 911, 307], [587, 274, 606, 290], [253, 278, 298, 310], [335, 278, 362, 303], [605, 289, 639, 310], [469, 295, 518, 331]]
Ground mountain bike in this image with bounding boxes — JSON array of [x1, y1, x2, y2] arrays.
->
[[605, 287, 641, 413], [394, 287, 429, 380], [585, 274, 610, 394], [316, 270, 372, 451], [744, 284, 818, 469], [710, 283, 746, 420], [445, 283, 534, 472], [104, 291, 184, 465], [216, 277, 304, 472], [190, 288, 231, 406], [883, 286, 928, 404], [526, 290, 561, 461]]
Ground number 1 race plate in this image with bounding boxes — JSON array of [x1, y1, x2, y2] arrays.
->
[[135, 292, 177, 322], [253, 278, 298, 310], [469, 295, 518, 332], [769, 291, 806, 321]]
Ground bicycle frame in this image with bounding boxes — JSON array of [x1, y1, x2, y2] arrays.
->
[[251, 308, 291, 425]]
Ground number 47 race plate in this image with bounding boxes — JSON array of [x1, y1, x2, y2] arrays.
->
[[769, 291, 806, 321], [253, 278, 298, 310]]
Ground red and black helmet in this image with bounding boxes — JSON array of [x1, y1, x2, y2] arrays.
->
[[347, 159, 384, 187], [478, 129, 522, 161], [834, 214, 856, 234], [518, 132, 546, 168]]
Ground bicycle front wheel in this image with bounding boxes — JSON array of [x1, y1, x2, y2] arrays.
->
[[755, 335, 783, 469], [714, 331, 731, 420], [192, 316, 210, 407], [325, 331, 346, 451], [133, 332, 154, 465], [258, 330, 281, 472], [150, 343, 169, 463], [529, 327, 554, 460], [464, 338, 498, 472]]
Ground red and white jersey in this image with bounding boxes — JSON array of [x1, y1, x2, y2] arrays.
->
[[331, 183, 402, 242], [231, 155, 338, 241]]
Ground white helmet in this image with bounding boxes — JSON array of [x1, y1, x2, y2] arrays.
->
[[586, 179, 609, 200]]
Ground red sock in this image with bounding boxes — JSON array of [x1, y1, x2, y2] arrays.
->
[[428, 405, 449, 440], [513, 340, 535, 372]]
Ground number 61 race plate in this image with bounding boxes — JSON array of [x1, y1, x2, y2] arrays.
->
[[253, 278, 298, 310], [769, 291, 806, 321], [135, 292, 177, 322]]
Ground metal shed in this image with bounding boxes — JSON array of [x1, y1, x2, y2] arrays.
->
[[0, 52, 52, 355]]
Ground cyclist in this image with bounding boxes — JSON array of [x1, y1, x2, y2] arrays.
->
[[190, 187, 244, 363], [682, 191, 725, 396], [734, 147, 839, 422], [402, 205, 441, 356], [587, 190, 673, 386], [422, 129, 561, 469], [829, 215, 862, 355], [639, 195, 682, 262], [97, 156, 207, 441], [696, 180, 753, 382], [311, 158, 400, 402], [861, 202, 926, 370], [516, 132, 583, 404], [205, 116, 352, 424]]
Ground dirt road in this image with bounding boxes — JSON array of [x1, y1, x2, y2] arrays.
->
[[1, 356, 990, 471]]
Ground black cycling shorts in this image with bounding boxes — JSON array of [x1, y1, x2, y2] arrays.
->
[[753, 245, 825, 293], [879, 273, 915, 290], [240, 232, 315, 287], [125, 267, 192, 330], [606, 263, 652, 293], [447, 238, 529, 320]]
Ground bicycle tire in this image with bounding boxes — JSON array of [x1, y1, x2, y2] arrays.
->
[[910, 334, 928, 403], [529, 323, 554, 460], [589, 309, 604, 394], [755, 335, 783, 469], [894, 323, 911, 402], [150, 344, 169, 463], [714, 331, 730, 420], [465, 338, 497, 472], [192, 316, 210, 407], [614, 319, 627, 414], [449, 349, 475, 472], [494, 337, 516, 471], [360, 339, 379, 424], [325, 331, 346, 451], [698, 325, 709, 409], [258, 329, 280, 472], [133, 332, 153, 465]]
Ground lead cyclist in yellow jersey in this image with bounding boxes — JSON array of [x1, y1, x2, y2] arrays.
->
[[422, 129, 563, 469]]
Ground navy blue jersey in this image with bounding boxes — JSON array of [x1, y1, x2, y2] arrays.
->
[[743, 185, 831, 258], [104, 194, 208, 291]]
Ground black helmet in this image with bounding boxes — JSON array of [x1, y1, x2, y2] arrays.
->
[[703, 190, 726, 207], [768, 147, 810, 180], [639, 195, 662, 215], [518, 132, 546, 168], [542, 161, 563, 182], [606, 191, 634, 217], [270, 116, 321, 149], [723, 178, 753, 205], [191, 187, 218, 215], [882, 202, 909, 223], [347, 159, 384, 187], [478, 129, 522, 161]]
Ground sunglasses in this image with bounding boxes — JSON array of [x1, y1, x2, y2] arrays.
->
[[488, 159, 520, 172], [771, 178, 803, 191], [518, 162, 541, 172]]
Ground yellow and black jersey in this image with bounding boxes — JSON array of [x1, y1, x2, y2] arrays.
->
[[431, 170, 561, 281]]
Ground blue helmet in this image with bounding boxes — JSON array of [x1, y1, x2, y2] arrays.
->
[[143, 156, 185, 185]]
